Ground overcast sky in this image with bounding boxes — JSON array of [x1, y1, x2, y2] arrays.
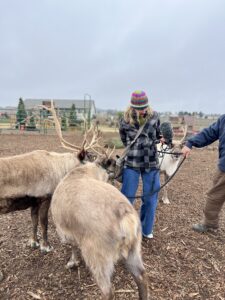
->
[[0, 0, 225, 113]]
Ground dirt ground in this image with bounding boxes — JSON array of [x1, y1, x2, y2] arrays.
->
[[0, 132, 225, 300]]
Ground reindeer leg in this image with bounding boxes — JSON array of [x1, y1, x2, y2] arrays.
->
[[82, 248, 114, 300], [92, 262, 114, 300], [29, 201, 40, 249], [66, 246, 80, 269], [39, 197, 52, 253], [125, 245, 149, 300], [162, 173, 170, 204]]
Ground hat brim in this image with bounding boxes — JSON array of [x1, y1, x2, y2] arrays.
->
[[130, 104, 149, 110]]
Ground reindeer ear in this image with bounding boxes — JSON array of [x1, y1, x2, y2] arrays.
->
[[105, 158, 113, 167], [77, 149, 86, 161]]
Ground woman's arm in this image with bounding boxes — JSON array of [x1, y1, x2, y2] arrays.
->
[[119, 120, 127, 146]]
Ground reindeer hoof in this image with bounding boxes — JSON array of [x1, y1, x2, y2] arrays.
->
[[40, 244, 53, 254], [29, 239, 40, 249], [66, 260, 79, 269], [162, 198, 170, 204]]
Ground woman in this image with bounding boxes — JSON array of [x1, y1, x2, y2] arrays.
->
[[119, 90, 162, 239]]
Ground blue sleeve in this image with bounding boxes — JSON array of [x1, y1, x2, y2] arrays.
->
[[186, 119, 220, 149]]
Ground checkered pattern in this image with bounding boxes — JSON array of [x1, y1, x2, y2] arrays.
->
[[119, 111, 161, 170]]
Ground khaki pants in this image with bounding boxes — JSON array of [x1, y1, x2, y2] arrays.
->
[[203, 169, 225, 227]]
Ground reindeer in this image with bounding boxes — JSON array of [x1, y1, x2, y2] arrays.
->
[[158, 124, 187, 204], [0, 150, 82, 252], [0, 101, 101, 253], [51, 154, 148, 300]]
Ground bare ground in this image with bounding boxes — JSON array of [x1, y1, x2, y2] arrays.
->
[[0, 133, 225, 300]]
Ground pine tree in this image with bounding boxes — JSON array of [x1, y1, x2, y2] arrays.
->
[[69, 104, 77, 127], [16, 98, 27, 127], [61, 113, 67, 131]]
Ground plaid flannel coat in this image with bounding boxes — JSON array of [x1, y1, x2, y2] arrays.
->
[[119, 111, 161, 170]]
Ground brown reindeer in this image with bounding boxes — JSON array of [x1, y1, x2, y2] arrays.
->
[[0, 101, 102, 253], [51, 157, 148, 300]]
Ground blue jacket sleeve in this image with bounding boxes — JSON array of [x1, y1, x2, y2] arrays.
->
[[186, 119, 220, 149]]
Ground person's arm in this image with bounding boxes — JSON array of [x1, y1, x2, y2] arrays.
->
[[186, 119, 220, 149], [119, 120, 127, 147], [182, 118, 220, 157]]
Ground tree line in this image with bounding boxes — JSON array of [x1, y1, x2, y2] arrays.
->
[[16, 98, 79, 130]]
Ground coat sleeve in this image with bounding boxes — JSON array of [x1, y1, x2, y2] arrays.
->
[[186, 118, 220, 149], [119, 119, 127, 146]]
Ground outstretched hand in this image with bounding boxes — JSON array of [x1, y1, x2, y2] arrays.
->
[[181, 145, 191, 158]]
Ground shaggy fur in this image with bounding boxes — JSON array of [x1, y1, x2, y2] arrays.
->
[[0, 150, 81, 252], [158, 142, 183, 204], [51, 162, 148, 300]]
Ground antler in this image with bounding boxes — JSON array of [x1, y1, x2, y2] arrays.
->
[[81, 124, 116, 158], [39, 100, 81, 152], [179, 124, 188, 144], [84, 126, 101, 149], [39, 100, 104, 154]]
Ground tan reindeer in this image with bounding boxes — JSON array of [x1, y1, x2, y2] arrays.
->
[[51, 154, 148, 300], [158, 124, 188, 204], [0, 101, 101, 253]]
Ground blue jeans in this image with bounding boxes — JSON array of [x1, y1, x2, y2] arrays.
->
[[121, 167, 160, 236]]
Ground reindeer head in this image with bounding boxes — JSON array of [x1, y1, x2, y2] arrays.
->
[[170, 124, 188, 160], [39, 100, 117, 176], [39, 100, 105, 162], [94, 147, 117, 181]]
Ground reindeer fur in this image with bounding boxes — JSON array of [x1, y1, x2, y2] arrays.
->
[[0, 149, 81, 252], [51, 162, 148, 300], [158, 142, 183, 204]]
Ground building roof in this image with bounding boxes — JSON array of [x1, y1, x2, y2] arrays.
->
[[24, 99, 96, 111]]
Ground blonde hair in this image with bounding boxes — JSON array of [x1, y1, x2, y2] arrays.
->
[[124, 106, 153, 125]]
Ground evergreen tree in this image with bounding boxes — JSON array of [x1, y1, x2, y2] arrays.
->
[[61, 113, 67, 131], [69, 104, 77, 127], [16, 98, 27, 126], [199, 111, 204, 118], [117, 111, 124, 120]]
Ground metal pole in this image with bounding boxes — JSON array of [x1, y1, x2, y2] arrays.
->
[[84, 93, 91, 130]]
